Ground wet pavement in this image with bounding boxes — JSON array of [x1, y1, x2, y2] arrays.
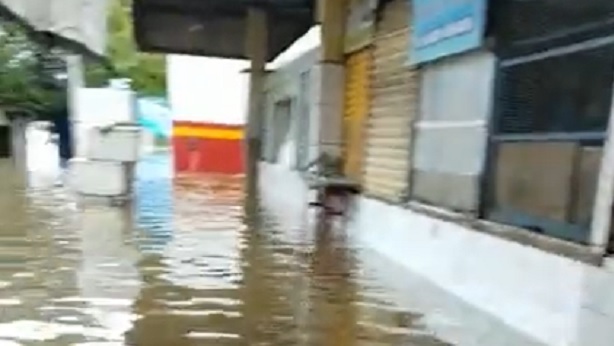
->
[[0, 153, 458, 345]]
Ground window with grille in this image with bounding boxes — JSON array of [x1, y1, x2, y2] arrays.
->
[[493, 0, 614, 46]]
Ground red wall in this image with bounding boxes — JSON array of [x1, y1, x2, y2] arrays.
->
[[173, 136, 244, 175]]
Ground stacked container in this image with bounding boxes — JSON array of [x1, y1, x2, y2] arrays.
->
[[69, 88, 141, 204]]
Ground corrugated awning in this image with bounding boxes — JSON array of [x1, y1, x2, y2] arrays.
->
[[0, 0, 109, 60], [133, 0, 315, 61]]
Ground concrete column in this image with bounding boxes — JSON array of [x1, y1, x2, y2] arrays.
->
[[244, 8, 268, 203], [10, 116, 29, 174], [590, 92, 614, 249], [314, 0, 347, 160], [66, 55, 85, 158], [319, 0, 347, 64]]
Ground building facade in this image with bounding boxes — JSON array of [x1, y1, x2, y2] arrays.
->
[[260, 1, 614, 345], [484, 0, 614, 245], [262, 48, 320, 170]]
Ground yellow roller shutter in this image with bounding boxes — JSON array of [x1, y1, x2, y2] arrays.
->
[[343, 48, 372, 182]]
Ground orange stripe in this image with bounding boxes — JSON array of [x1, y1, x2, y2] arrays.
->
[[173, 126, 244, 140], [172, 121, 243, 131]]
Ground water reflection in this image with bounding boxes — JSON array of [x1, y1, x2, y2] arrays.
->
[[0, 154, 451, 345], [134, 154, 173, 253]]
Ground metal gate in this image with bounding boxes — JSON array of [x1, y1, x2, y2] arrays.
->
[[362, 0, 417, 202], [484, 41, 614, 244], [343, 48, 371, 182]]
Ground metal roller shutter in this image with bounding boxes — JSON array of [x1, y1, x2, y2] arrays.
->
[[363, 0, 419, 202], [343, 48, 372, 182]]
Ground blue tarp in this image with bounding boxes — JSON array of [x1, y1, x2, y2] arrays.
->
[[136, 97, 172, 138]]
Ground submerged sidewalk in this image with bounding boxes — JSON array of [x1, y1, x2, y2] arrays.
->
[[259, 162, 545, 346]]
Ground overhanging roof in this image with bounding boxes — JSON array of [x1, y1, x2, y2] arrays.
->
[[0, 0, 109, 61], [133, 0, 315, 62]]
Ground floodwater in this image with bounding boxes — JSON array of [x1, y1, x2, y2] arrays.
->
[[0, 152, 453, 345]]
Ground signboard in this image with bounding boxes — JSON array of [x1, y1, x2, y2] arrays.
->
[[345, 0, 377, 53], [410, 0, 487, 64]]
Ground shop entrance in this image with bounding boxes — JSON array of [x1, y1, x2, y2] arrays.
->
[[0, 126, 10, 158]]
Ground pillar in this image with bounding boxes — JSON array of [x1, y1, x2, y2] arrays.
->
[[244, 7, 268, 204], [313, 0, 347, 162], [590, 93, 614, 250], [10, 115, 29, 174], [319, 0, 346, 63], [66, 55, 85, 158]]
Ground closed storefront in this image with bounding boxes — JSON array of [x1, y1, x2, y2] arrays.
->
[[343, 48, 371, 181], [342, 0, 376, 182], [362, 0, 418, 201], [485, 0, 614, 244]]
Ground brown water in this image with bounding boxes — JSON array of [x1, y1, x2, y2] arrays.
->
[[0, 155, 451, 346]]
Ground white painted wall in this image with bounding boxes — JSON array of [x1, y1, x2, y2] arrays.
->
[[26, 123, 59, 174], [351, 196, 614, 346], [167, 56, 249, 125], [75, 88, 135, 125], [166, 25, 320, 126], [415, 51, 495, 176]]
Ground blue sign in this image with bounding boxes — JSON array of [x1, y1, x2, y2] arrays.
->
[[410, 0, 487, 64]]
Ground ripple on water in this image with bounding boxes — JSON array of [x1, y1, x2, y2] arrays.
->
[[0, 299, 21, 306], [0, 154, 455, 345], [0, 341, 22, 346]]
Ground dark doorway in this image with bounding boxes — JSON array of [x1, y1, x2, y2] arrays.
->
[[0, 126, 11, 158]]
